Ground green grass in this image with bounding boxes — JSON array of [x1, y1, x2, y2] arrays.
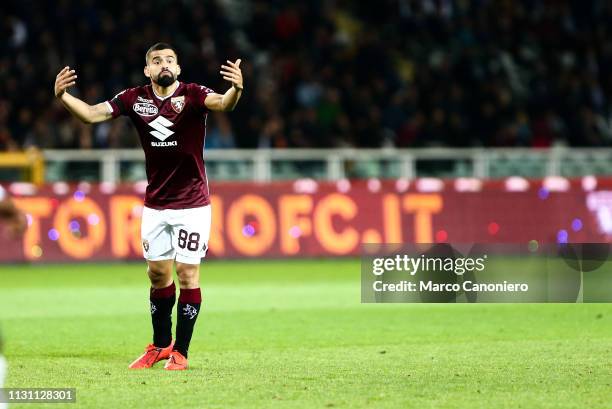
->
[[0, 259, 611, 409]]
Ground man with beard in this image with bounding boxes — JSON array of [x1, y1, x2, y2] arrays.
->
[[53, 43, 243, 370]]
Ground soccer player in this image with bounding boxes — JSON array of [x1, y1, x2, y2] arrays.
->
[[53, 43, 243, 370], [0, 185, 27, 238], [0, 184, 27, 407]]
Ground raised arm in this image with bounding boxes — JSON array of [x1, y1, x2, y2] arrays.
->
[[205, 59, 244, 112], [54, 66, 113, 124]]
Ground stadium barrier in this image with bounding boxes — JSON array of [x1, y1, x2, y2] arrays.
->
[[0, 177, 610, 262], [40, 147, 612, 182], [0, 149, 45, 185]]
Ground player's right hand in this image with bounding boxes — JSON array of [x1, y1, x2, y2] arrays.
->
[[54, 66, 78, 97]]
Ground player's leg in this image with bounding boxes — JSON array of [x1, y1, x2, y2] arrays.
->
[[147, 259, 175, 348], [129, 207, 176, 369], [173, 261, 201, 358], [165, 261, 201, 370], [164, 205, 211, 370]]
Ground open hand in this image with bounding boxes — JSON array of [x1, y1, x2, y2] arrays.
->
[[220, 59, 243, 91], [54, 66, 78, 97]]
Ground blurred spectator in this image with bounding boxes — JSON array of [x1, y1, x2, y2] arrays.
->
[[207, 113, 236, 149], [3, 0, 612, 149]]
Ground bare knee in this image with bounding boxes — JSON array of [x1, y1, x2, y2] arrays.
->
[[176, 263, 200, 289], [147, 260, 173, 288]]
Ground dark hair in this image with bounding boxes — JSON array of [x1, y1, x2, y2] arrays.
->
[[145, 42, 178, 64]]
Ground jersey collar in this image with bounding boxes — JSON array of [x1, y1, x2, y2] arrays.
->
[[152, 81, 181, 101]]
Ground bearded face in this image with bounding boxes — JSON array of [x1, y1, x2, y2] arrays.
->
[[146, 49, 180, 88], [155, 69, 176, 87]]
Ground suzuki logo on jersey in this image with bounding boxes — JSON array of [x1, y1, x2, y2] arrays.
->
[[133, 102, 158, 117], [149, 117, 178, 146], [149, 116, 174, 140]]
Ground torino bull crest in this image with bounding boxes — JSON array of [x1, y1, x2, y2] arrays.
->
[[171, 96, 185, 113], [182, 304, 198, 319]]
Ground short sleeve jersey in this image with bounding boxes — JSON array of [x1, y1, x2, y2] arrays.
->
[[107, 82, 215, 209]]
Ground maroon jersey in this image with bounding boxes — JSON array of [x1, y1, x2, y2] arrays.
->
[[107, 82, 215, 209]]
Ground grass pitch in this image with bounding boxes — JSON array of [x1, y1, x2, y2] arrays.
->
[[0, 259, 611, 409]]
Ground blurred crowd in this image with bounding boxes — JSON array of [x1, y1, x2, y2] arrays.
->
[[3, 0, 612, 149]]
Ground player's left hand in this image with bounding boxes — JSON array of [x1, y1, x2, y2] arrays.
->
[[220, 59, 243, 91]]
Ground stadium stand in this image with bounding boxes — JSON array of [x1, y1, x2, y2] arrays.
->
[[3, 0, 612, 154]]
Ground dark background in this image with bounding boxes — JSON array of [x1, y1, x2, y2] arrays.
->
[[3, 0, 612, 150]]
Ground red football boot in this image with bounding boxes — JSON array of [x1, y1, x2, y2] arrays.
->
[[128, 341, 174, 369], [163, 351, 188, 370]]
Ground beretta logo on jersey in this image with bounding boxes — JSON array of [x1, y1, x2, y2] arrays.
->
[[133, 102, 158, 117], [171, 96, 185, 113]]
